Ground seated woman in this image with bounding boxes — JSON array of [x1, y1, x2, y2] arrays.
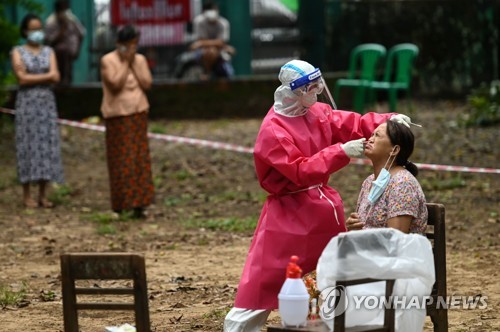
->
[[304, 120, 427, 312], [345, 120, 427, 234]]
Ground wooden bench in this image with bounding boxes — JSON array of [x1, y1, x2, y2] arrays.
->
[[60, 252, 150, 332], [268, 203, 448, 332]]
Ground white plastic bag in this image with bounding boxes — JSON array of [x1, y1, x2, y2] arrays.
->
[[316, 228, 435, 332], [104, 323, 136, 332]]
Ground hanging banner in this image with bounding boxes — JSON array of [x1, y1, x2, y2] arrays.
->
[[135, 23, 185, 46], [111, 0, 191, 25]]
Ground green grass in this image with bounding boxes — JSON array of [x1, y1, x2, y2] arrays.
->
[[48, 184, 74, 205], [149, 123, 168, 134], [202, 305, 231, 320], [0, 282, 27, 308], [39, 290, 56, 302], [171, 170, 192, 181], [96, 224, 117, 235], [0, 176, 17, 191], [83, 211, 136, 235], [420, 175, 466, 191], [184, 216, 258, 233], [153, 175, 163, 188], [84, 211, 135, 223], [164, 193, 193, 207]]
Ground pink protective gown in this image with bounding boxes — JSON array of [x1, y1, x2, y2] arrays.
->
[[234, 102, 394, 310]]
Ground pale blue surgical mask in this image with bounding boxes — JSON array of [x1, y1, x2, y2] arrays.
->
[[367, 147, 397, 204], [27, 30, 45, 44]]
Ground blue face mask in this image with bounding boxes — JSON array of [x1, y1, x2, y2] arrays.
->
[[367, 147, 397, 204], [27, 30, 45, 44]]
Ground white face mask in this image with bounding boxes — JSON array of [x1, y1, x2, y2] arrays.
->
[[367, 147, 397, 204], [27, 30, 45, 44], [301, 92, 317, 107], [205, 10, 219, 21]]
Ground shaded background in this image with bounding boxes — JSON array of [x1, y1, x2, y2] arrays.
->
[[1, 0, 498, 95], [1, 0, 499, 120]]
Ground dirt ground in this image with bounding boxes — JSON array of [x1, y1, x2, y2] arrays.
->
[[0, 100, 498, 331]]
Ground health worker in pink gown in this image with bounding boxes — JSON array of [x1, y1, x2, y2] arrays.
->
[[224, 60, 413, 332]]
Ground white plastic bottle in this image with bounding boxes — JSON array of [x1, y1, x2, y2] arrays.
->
[[278, 255, 310, 327]]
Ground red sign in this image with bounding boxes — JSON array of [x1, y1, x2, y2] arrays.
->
[[111, 0, 192, 25]]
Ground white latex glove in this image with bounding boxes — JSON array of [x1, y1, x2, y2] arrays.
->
[[390, 114, 411, 128], [341, 138, 366, 158]]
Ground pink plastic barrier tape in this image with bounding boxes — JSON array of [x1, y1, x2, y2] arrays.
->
[[1, 107, 499, 174]]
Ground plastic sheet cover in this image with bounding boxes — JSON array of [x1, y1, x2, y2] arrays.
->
[[316, 228, 435, 331]]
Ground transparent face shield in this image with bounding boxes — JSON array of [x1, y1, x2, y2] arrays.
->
[[289, 69, 338, 110]]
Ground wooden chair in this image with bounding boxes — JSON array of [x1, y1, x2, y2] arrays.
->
[[60, 252, 150, 332], [335, 203, 448, 332], [334, 279, 395, 332], [268, 204, 447, 332], [268, 278, 395, 332], [425, 203, 448, 331]]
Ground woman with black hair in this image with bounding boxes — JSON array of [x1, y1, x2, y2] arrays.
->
[[10, 13, 63, 208], [346, 120, 427, 233], [99, 25, 154, 218]]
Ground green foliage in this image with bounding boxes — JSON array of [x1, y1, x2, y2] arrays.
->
[[0, 113, 14, 134], [324, 1, 499, 94], [0, 13, 20, 64], [0, 0, 44, 105], [463, 80, 500, 127], [0, 282, 28, 308], [1, 0, 43, 13]]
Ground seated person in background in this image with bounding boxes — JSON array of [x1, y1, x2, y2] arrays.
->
[[191, 1, 235, 78], [346, 120, 427, 234]]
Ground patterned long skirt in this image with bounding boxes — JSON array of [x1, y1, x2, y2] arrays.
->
[[105, 112, 154, 211], [15, 87, 64, 184]]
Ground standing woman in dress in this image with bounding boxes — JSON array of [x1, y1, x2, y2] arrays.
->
[[11, 13, 64, 208], [99, 25, 154, 218]]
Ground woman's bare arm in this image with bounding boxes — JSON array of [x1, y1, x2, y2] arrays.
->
[[11, 48, 59, 86], [130, 55, 152, 91], [100, 56, 129, 93], [387, 215, 412, 233]]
